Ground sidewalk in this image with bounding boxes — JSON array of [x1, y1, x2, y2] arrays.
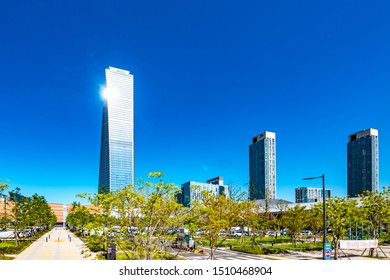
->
[[14, 227, 96, 260]]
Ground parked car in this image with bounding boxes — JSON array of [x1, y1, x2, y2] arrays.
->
[[177, 228, 189, 238], [128, 226, 139, 235], [300, 230, 313, 236], [231, 229, 243, 237], [280, 229, 288, 235], [0, 230, 15, 239], [19, 228, 33, 238], [266, 230, 276, 237]]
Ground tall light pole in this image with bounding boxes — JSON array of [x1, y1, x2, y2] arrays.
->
[[302, 174, 326, 260]]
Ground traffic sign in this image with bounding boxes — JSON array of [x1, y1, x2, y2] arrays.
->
[[324, 242, 332, 260]]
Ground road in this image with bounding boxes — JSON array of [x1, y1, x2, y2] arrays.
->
[[173, 246, 390, 260]]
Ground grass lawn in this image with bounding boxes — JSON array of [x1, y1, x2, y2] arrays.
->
[[195, 235, 323, 255], [0, 240, 32, 254]]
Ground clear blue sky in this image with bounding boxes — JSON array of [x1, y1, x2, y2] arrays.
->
[[1, 1, 390, 205]]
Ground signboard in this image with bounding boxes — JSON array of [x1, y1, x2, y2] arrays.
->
[[339, 240, 378, 249], [324, 242, 332, 260]]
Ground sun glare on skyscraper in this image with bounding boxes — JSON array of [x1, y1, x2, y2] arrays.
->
[[102, 87, 117, 100]]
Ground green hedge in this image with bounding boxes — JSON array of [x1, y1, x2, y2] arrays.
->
[[114, 251, 181, 260], [0, 255, 14, 260], [232, 245, 287, 255], [230, 242, 323, 255]]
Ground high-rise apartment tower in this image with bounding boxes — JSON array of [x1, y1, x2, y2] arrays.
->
[[98, 67, 134, 193], [347, 128, 379, 197], [249, 131, 276, 200]]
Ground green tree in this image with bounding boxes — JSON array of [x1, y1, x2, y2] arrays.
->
[[359, 188, 390, 239], [66, 202, 92, 236], [326, 196, 359, 259], [271, 199, 289, 239], [9, 187, 30, 246], [0, 181, 10, 230], [83, 191, 117, 255], [190, 189, 242, 260], [307, 203, 324, 244], [80, 172, 183, 260], [282, 205, 308, 245], [239, 200, 264, 246], [28, 194, 56, 231], [136, 172, 183, 260], [110, 184, 143, 259]]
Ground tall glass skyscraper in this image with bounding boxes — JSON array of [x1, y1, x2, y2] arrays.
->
[[98, 67, 134, 193], [347, 128, 379, 197], [249, 131, 276, 200]]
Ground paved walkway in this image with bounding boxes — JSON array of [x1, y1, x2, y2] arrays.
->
[[14, 227, 96, 260]]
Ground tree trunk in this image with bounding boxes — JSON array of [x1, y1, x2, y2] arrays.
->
[[146, 233, 152, 260], [14, 229, 20, 246], [209, 239, 214, 260], [333, 238, 339, 260]]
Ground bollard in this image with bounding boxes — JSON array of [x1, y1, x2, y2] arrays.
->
[[69, 237, 71, 242], [46, 237, 48, 242]]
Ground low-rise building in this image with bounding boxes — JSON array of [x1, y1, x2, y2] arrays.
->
[[295, 187, 331, 203], [177, 176, 228, 207]]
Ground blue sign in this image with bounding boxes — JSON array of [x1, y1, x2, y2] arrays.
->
[[324, 242, 332, 260]]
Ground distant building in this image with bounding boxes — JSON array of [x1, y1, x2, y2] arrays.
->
[[295, 187, 331, 203], [255, 199, 294, 213], [178, 176, 228, 207], [0, 199, 64, 226], [249, 131, 276, 200], [347, 128, 379, 197], [48, 203, 65, 225], [98, 66, 134, 193]]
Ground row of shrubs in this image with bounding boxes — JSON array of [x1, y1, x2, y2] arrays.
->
[[231, 243, 323, 255]]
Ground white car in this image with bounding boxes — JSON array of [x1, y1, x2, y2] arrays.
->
[[300, 230, 313, 236], [231, 230, 243, 237], [267, 230, 276, 237], [0, 230, 15, 239]]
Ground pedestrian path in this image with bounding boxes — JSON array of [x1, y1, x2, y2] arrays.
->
[[15, 227, 95, 260]]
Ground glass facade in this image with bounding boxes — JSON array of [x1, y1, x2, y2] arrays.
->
[[347, 128, 379, 197], [98, 67, 134, 193], [295, 187, 331, 203], [179, 177, 228, 207], [249, 131, 276, 200]]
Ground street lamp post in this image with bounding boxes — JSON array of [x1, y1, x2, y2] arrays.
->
[[302, 174, 326, 260]]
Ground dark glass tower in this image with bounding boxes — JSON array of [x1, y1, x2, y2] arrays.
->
[[249, 131, 276, 200], [347, 128, 378, 197], [98, 67, 134, 193]]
